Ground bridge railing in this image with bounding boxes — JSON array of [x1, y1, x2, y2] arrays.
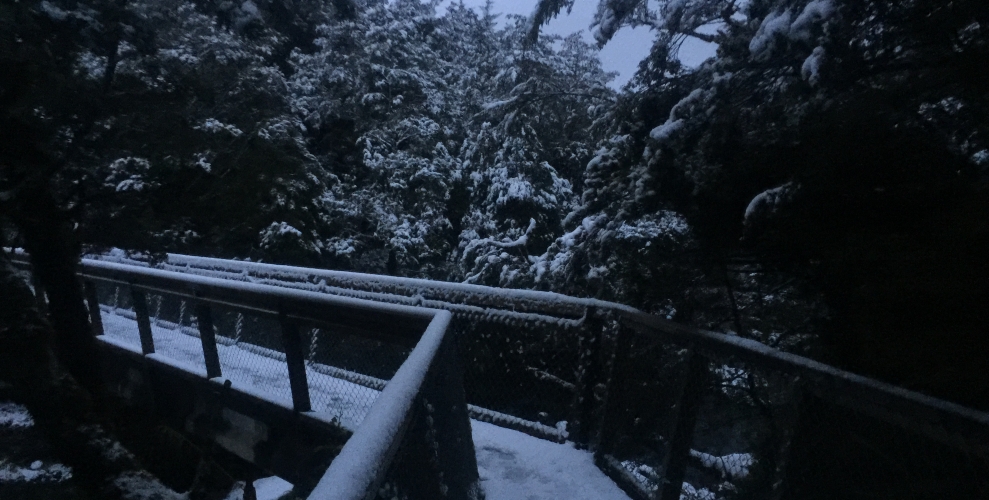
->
[[9, 252, 481, 500], [83, 251, 989, 499]]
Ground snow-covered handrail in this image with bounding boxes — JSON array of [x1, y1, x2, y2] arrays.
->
[[8, 250, 481, 500], [88, 251, 639, 323]]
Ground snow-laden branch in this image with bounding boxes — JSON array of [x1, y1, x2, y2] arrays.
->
[[464, 218, 538, 257]]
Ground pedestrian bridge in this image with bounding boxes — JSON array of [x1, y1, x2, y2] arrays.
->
[[10, 250, 989, 499]]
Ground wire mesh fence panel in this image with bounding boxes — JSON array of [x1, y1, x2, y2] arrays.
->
[[599, 329, 694, 497], [453, 314, 581, 428], [780, 394, 989, 500], [94, 282, 144, 351], [681, 352, 801, 500], [206, 303, 295, 407], [141, 291, 206, 372], [302, 323, 407, 430]]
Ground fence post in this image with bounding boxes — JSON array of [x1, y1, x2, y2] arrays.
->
[[594, 318, 632, 454], [659, 348, 710, 500], [420, 332, 481, 500], [83, 280, 104, 336], [572, 306, 607, 447], [278, 312, 311, 412], [131, 287, 156, 355], [195, 298, 223, 379]]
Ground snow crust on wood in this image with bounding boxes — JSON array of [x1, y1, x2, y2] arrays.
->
[[87, 251, 638, 327], [308, 311, 452, 500], [468, 405, 567, 443], [81, 258, 437, 322]]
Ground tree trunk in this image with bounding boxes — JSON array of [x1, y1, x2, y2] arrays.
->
[[10, 186, 101, 394]]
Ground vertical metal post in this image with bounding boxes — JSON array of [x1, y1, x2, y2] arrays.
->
[[421, 333, 481, 500], [131, 287, 156, 355], [279, 312, 311, 412], [572, 306, 606, 447], [659, 348, 710, 500], [195, 299, 223, 379], [83, 280, 104, 336]]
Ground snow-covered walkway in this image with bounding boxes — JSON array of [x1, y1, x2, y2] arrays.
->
[[99, 310, 629, 500]]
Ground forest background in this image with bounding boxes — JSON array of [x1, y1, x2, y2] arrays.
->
[[2, 0, 988, 410]]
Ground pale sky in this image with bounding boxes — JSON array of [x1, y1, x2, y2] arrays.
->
[[439, 0, 718, 89]]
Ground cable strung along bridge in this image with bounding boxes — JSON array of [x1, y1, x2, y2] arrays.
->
[[10, 250, 989, 500]]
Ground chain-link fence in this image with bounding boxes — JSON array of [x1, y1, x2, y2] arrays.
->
[[594, 311, 989, 500], [69, 252, 989, 499], [86, 280, 406, 431]]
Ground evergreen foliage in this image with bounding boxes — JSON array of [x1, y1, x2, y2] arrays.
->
[[3, 0, 988, 408]]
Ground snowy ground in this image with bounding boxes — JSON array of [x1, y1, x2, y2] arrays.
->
[[99, 309, 630, 500], [473, 420, 629, 500]]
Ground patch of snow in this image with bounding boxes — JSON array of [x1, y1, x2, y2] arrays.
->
[[0, 461, 73, 483], [789, 0, 835, 42], [113, 471, 188, 500], [972, 149, 989, 166], [801, 46, 826, 86], [749, 9, 793, 60], [743, 182, 797, 223], [681, 482, 717, 500], [690, 450, 754, 479], [223, 476, 294, 500], [99, 312, 379, 430], [472, 420, 629, 500], [649, 119, 684, 142], [195, 118, 244, 137], [0, 401, 34, 428]]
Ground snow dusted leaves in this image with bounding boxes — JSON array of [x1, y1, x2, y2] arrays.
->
[[194, 119, 244, 138], [801, 46, 826, 85], [0, 461, 73, 484], [749, 0, 836, 61], [743, 181, 798, 224], [615, 211, 690, 245], [649, 88, 711, 144], [749, 9, 793, 61], [0, 401, 33, 428], [105, 157, 153, 192]]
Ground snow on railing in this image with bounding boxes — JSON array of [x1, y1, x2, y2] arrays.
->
[[89, 251, 638, 325], [11, 248, 989, 498], [8, 251, 482, 500]]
